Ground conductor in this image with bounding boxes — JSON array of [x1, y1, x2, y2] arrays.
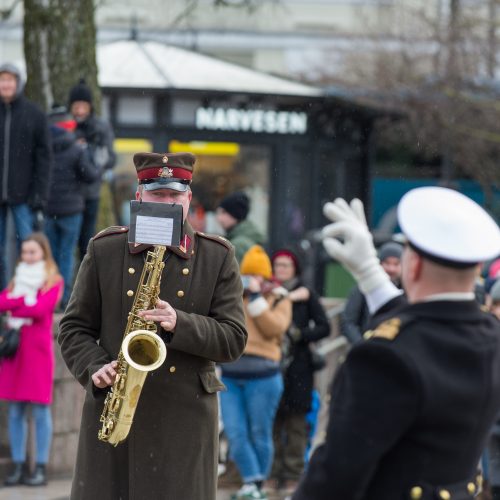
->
[[293, 187, 500, 500]]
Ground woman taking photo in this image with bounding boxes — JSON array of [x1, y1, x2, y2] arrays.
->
[[0, 232, 62, 487], [269, 248, 330, 496]]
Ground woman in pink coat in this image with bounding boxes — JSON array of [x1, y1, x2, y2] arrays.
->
[[0, 232, 62, 487]]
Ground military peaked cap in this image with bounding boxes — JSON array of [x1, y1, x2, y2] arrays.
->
[[134, 152, 196, 192]]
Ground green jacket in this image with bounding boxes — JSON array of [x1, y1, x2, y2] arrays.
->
[[226, 218, 266, 262], [58, 222, 247, 500]]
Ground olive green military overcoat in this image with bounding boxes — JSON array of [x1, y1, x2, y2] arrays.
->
[[58, 222, 247, 500]]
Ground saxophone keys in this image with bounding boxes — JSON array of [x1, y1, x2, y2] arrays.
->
[[111, 398, 121, 412]]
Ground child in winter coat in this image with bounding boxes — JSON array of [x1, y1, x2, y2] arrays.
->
[[0, 232, 63, 487]]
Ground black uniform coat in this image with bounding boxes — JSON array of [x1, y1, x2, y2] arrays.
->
[[293, 296, 500, 500], [58, 223, 247, 500]]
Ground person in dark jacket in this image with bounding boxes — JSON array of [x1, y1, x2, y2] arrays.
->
[[0, 63, 52, 288], [340, 241, 403, 344], [292, 188, 500, 500], [269, 248, 330, 496], [216, 191, 266, 263], [67, 78, 116, 261], [44, 106, 101, 308]]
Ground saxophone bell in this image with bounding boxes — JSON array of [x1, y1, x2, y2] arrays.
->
[[122, 329, 167, 372]]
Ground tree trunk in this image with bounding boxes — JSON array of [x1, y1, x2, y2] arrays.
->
[[23, 0, 100, 113]]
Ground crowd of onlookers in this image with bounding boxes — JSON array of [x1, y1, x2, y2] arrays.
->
[[0, 62, 115, 487], [0, 63, 116, 308], [214, 193, 331, 499]]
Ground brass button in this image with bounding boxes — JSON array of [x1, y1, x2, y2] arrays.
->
[[467, 482, 475, 494], [127, 290, 134, 297], [128, 267, 135, 274], [177, 290, 185, 298], [182, 268, 189, 275], [438, 490, 450, 500], [410, 486, 423, 499], [169, 366, 176, 373]]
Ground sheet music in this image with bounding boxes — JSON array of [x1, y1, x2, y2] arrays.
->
[[135, 215, 174, 246]]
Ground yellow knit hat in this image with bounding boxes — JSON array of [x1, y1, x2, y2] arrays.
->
[[240, 245, 272, 280]]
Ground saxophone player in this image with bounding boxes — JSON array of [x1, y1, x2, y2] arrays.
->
[[58, 152, 247, 500]]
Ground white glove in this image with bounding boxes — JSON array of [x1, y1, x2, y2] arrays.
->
[[322, 198, 390, 294]]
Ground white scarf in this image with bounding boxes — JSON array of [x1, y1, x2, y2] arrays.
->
[[7, 261, 47, 328]]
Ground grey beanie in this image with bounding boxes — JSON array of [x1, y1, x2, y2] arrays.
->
[[490, 279, 500, 302], [378, 242, 403, 262], [0, 63, 23, 94], [0, 63, 21, 79]]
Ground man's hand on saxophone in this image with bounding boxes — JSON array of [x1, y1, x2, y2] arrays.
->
[[137, 298, 177, 332], [92, 360, 118, 388]]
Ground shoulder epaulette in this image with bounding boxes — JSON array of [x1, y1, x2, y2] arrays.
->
[[196, 231, 232, 250], [363, 317, 402, 341], [93, 226, 129, 241]]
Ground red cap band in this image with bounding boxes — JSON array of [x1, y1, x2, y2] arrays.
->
[[137, 166, 193, 182]]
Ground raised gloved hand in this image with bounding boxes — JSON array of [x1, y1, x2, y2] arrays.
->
[[322, 198, 390, 294]]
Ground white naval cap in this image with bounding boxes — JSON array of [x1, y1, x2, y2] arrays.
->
[[398, 186, 500, 266]]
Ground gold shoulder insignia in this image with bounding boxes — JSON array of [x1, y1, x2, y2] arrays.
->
[[372, 318, 402, 341], [363, 330, 374, 340], [93, 226, 129, 241]]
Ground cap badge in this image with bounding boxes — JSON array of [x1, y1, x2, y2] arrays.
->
[[158, 167, 174, 178], [162, 155, 169, 164]]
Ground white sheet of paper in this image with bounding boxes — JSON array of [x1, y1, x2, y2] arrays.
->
[[136, 215, 174, 245]]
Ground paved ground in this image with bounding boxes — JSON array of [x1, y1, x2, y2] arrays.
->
[[0, 478, 292, 500]]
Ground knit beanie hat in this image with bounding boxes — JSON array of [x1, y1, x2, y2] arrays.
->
[[0, 63, 24, 95], [68, 78, 93, 106], [491, 279, 500, 303], [240, 245, 272, 280], [378, 242, 403, 262], [271, 248, 302, 276], [219, 191, 250, 221]]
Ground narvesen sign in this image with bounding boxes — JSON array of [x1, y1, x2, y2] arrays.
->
[[195, 107, 308, 135]]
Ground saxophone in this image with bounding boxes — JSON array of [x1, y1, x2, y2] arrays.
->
[[98, 245, 168, 446]]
